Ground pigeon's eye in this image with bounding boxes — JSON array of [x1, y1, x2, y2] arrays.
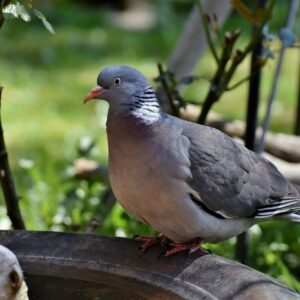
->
[[114, 78, 121, 85]]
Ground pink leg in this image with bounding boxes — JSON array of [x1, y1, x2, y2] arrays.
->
[[135, 235, 169, 253], [164, 238, 206, 257]]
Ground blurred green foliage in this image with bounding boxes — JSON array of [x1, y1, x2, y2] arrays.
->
[[0, 0, 299, 291]]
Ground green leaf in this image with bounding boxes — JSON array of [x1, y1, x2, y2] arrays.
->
[[15, 2, 31, 22], [33, 9, 55, 34]]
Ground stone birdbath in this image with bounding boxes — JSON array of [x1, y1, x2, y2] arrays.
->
[[0, 231, 299, 300]]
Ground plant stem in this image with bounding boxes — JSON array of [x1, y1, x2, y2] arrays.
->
[[295, 50, 300, 135], [235, 0, 267, 265], [157, 63, 180, 117], [258, 0, 299, 152], [197, 36, 236, 124], [0, 87, 25, 229], [197, 0, 275, 124], [195, 0, 220, 65], [245, 40, 264, 151], [226, 75, 252, 91]]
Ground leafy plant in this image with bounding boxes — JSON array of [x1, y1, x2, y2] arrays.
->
[[1, 0, 54, 33]]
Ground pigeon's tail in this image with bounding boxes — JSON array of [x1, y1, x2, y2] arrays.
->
[[255, 196, 300, 221]]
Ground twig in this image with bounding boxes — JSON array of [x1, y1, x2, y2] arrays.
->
[[197, 0, 275, 124], [257, 0, 299, 153], [195, 0, 220, 65], [197, 32, 240, 124], [157, 63, 180, 117], [0, 87, 25, 229], [235, 0, 267, 265], [226, 75, 252, 91], [295, 49, 300, 135]]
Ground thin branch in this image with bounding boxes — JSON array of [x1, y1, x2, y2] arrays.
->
[[257, 0, 299, 153], [0, 87, 25, 229], [235, 0, 268, 265], [197, 33, 237, 123], [226, 75, 252, 91], [197, 0, 275, 124], [157, 63, 180, 117], [295, 49, 300, 135], [195, 0, 220, 65]]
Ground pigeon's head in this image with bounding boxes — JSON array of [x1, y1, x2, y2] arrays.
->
[[84, 65, 150, 105], [84, 65, 162, 124]]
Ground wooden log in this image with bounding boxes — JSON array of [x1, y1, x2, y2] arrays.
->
[[180, 104, 300, 163], [74, 152, 300, 186], [74, 106, 300, 184], [0, 231, 298, 300], [74, 157, 108, 182], [263, 153, 300, 185]]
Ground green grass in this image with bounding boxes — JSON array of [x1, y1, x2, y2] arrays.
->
[[0, 1, 300, 291]]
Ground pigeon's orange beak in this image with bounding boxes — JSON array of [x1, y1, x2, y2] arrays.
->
[[84, 86, 105, 104]]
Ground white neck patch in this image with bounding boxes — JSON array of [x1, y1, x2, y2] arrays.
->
[[130, 86, 161, 125]]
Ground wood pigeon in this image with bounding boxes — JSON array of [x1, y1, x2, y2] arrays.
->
[[84, 66, 300, 255]]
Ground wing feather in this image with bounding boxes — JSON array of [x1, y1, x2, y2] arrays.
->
[[174, 117, 300, 219]]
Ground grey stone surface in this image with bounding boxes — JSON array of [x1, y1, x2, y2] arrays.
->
[[0, 231, 299, 300]]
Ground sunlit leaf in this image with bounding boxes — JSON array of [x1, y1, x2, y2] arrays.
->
[[15, 2, 31, 22], [3, 4, 19, 19], [33, 9, 55, 34], [3, 2, 31, 21], [278, 27, 296, 47]]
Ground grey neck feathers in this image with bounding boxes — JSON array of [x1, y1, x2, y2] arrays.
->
[[124, 86, 162, 125]]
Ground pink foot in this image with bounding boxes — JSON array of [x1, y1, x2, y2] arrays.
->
[[164, 238, 205, 257], [135, 235, 169, 253]]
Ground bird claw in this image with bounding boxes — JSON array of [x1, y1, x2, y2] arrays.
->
[[162, 238, 206, 257], [135, 235, 171, 255], [135, 236, 209, 257]]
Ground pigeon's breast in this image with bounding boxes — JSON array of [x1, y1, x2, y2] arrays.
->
[[107, 117, 176, 213], [106, 116, 197, 238]]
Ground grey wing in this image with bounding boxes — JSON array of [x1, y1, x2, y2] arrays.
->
[[180, 120, 300, 219]]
